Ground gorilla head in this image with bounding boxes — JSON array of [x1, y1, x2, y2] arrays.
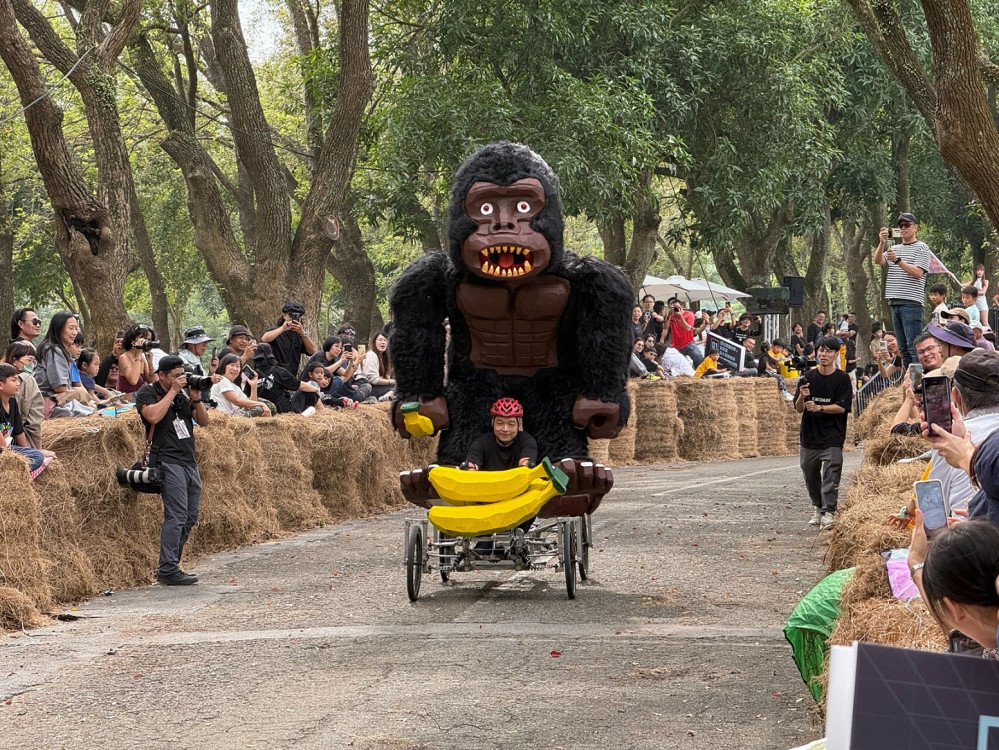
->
[[448, 142, 565, 281]]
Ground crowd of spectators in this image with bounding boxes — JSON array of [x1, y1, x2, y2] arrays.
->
[[1, 301, 397, 478]]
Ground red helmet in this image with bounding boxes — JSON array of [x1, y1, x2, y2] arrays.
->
[[490, 397, 523, 418]]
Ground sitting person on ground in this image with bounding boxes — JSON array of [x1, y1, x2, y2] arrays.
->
[[293, 361, 334, 412], [251, 343, 321, 414], [694, 347, 728, 378], [660, 343, 696, 377], [210, 354, 272, 417], [96, 329, 124, 388], [8, 307, 41, 346], [2, 341, 43, 449], [177, 326, 215, 377], [0, 363, 55, 476], [629, 337, 649, 378], [961, 285, 982, 325], [906, 517, 999, 658], [117, 323, 157, 401], [927, 282, 949, 324], [219, 325, 258, 365], [302, 336, 355, 399], [888, 372, 923, 436], [972, 322, 996, 352], [261, 301, 317, 375], [33, 311, 93, 417], [640, 345, 665, 378], [466, 398, 537, 471], [77, 348, 118, 405], [359, 331, 396, 401], [731, 336, 759, 377]]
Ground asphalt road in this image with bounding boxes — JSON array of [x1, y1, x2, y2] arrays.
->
[[1, 452, 860, 750]]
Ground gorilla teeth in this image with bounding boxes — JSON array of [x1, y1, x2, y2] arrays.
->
[[480, 246, 534, 276]]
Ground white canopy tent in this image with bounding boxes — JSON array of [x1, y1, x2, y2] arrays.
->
[[639, 274, 750, 305]]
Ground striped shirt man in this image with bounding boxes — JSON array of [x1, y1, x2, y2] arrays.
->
[[881, 240, 930, 303], [875, 213, 930, 368]]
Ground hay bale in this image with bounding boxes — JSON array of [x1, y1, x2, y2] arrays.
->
[[607, 381, 640, 466], [309, 409, 382, 519], [826, 462, 925, 571], [843, 412, 857, 453], [838, 553, 891, 608], [32, 462, 99, 602], [632, 380, 684, 463], [588, 438, 610, 463], [674, 379, 740, 461], [0, 453, 52, 614], [861, 433, 927, 467], [755, 380, 789, 456], [0, 587, 47, 630], [728, 379, 759, 458], [783, 398, 800, 454], [829, 596, 947, 652], [854, 385, 902, 441]]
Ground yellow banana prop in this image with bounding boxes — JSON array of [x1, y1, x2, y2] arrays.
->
[[428, 457, 557, 504], [400, 401, 435, 438], [428, 479, 560, 537]]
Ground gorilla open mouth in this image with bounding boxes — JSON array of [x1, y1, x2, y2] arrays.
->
[[478, 245, 535, 278]]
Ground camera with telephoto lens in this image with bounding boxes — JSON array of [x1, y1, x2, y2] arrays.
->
[[141, 339, 160, 352], [115, 465, 163, 494], [180, 366, 216, 407], [790, 355, 817, 371]]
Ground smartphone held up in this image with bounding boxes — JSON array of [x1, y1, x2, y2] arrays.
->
[[913, 479, 950, 538], [921, 375, 952, 433]]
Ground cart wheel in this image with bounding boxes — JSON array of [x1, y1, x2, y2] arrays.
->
[[562, 520, 576, 600], [578, 516, 590, 581], [406, 525, 423, 601], [437, 532, 450, 582]]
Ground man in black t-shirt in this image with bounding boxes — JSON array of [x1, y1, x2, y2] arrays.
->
[[466, 397, 538, 471], [260, 301, 317, 375], [806, 311, 826, 347], [794, 336, 854, 528], [251, 343, 321, 413], [135, 355, 209, 586]]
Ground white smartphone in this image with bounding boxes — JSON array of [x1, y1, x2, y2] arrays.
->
[[913, 479, 950, 538]]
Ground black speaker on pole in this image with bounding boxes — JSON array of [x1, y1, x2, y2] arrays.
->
[[783, 276, 805, 308]]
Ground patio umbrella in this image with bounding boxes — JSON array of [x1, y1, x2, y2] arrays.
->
[[639, 275, 710, 303], [689, 277, 751, 303]]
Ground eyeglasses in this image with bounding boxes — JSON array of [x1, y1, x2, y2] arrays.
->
[[898, 222, 913, 228], [916, 344, 940, 355]]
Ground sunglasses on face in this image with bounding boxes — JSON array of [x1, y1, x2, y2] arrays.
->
[[898, 222, 913, 228]]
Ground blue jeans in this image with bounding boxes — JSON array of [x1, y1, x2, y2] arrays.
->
[[679, 342, 704, 368], [11, 446, 45, 472], [891, 303, 925, 368]]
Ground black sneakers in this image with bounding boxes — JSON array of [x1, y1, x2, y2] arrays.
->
[[156, 570, 199, 586]]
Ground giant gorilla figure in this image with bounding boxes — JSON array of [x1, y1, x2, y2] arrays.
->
[[389, 142, 633, 466]]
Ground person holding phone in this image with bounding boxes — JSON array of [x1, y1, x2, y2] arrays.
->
[[210, 354, 272, 417], [260, 301, 317, 375], [794, 336, 854, 528], [874, 213, 931, 367]]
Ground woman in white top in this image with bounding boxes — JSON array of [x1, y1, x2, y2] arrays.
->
[[359, 331, 395, 401], [210, 354, 272, 417]]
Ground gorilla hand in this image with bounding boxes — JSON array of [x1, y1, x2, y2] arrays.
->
[[554, 458, 615, 496], [399, 466, 439, 508], [571, 397, 622, 439], [392, 397, 450, 439]]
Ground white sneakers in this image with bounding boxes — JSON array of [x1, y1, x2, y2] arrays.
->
[[820, 513, 835, 528], [808, 510, 822, 526]]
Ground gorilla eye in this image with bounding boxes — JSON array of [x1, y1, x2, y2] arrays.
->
[[517, 201, 531, 213], [480, 203, 494, 215]]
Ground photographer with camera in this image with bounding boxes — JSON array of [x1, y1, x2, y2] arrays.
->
[[117, 323, 157, 401], [261, 301, 317, 375], [665, 297, 703, 367], [135, 355, 209, 586]]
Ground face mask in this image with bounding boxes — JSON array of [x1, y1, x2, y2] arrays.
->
[[22, 364, 34, 374]]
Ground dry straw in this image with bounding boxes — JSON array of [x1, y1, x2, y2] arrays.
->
[[861, 433, 927, 467], [755, 380, 789, 456], [607, 380, 640, 466], [728, 379, 759, 458], [632, 380, 684, 463], [854, 385, 902, 441], [674, 379, 740, 460]]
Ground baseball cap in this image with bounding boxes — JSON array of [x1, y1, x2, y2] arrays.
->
[[896, 212, 917, 225], [182, 326, 214, 345], [155, 354, 186, 374], [252, 342, 275, 362], [954, 349, 999, 391], [226, 325, 251, 344], [941, 307, 971, 325], [927, 321, 976, 350]]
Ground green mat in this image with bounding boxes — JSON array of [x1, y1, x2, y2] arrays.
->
[[783, 567, 855, 703]]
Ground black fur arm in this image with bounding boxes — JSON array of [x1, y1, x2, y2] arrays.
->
[[565, 255, 634, 424], [388, 252, 451, 400]]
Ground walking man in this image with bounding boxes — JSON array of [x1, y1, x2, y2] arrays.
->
[[794, 336, 853, 528], [875, 213, 930, 366]]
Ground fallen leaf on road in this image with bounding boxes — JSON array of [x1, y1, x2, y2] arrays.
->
[[550, 650, 562, 658]]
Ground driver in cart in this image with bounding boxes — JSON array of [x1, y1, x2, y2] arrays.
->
[[465, 398, 536, 472]]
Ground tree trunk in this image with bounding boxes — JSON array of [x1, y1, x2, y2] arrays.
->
[[623, 175, 661, 292], [892, 126, 912, 212], [731, 204, 792, 287], [599, 217, 626, 268], [0, 153, 13, 334], [838, 215, 874, 366], [129, 184, 172, 346], [326, 199, 381, 343], [802, 211, 832, 323]]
